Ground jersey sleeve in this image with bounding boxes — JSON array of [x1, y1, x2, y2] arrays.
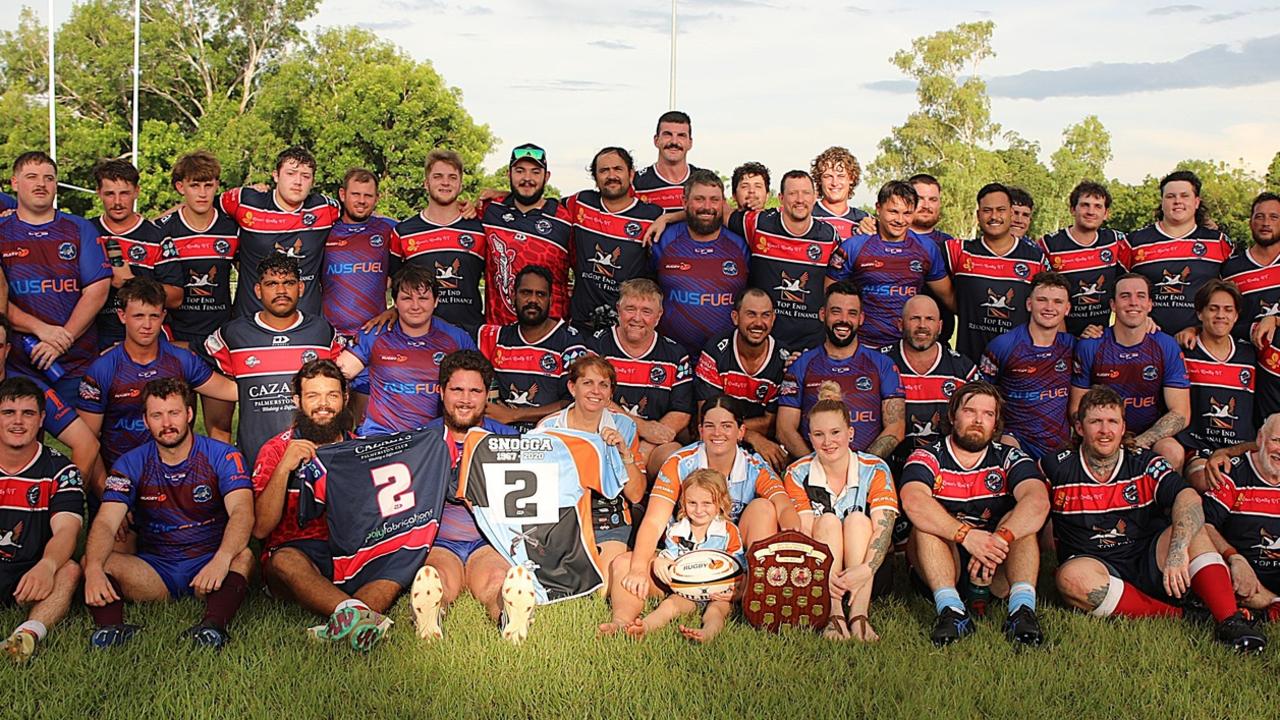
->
[[864, 457, 900, 515], [826, 236, 861, 281], [76, 218, 113, 286], [388, 227, 406, 273], [1003, 447, 1043, 491], [1071, 339, 1096, 389], [41, 384, 78, 437], [216, 445, 253, 495], [1116, 234, 1133, 270], [694, 350, 724, 401], [944, 238, 963, 275], [750, 457, 787, 502], [877, 355, 904, 399], [1158, 335, 1190, 388], [978, 344, 1002, 384], [296, 459, 328, 524], [616, 415, 644, 467], [670, 352, 694, 415], [781, 464, 813, 514], [778, 353, 805, 409], [923, 237, 947, 282], [659, 525, 682, 561], [1148, 453, 1189, 511], [181, 346, 215, 388], [251, 436, 287, 495], [476, 324, 500, 362], [899, 448, 940, 490], [76, 362, 109, 414], [219, 188, 241, 217], [348, 326, 379, 365], [726, 209, 749, 240], [1202, 474, 1236, 529], [50, 462, 86, 518], [102, 455, 141, 507], [651, 453, 682, 506], [203, 329, 235, 375], [725, 521, 746, 565]]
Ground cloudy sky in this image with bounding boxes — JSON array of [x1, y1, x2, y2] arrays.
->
[[9, 1, 1279, 204]]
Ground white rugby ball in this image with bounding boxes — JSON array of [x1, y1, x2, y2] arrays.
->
[[668, 549, 742, 602]]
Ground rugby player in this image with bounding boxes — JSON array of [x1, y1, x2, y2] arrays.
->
[[322, 168, 395, 343], [730, 162, 770, 212], [826, 180, 954, 350], [478, 265, 587, 430], [1008, 187, 1034, 240], [900, 382, 1050, 646], [909, 174, 957, 343], [1071, 273, 1190, 468], [633, 110, 700, 213], [1044, 386, 1264, 652], [777, 281, 905, 460], [83, 378, 254, 649], [252, 360, 394, 652], [1038, 181, 1124, 336], [810, 146, 877, 238], [1216, 192, 1280, 342], [0, 377, 84, 663], [979, 271, 1075, 460]]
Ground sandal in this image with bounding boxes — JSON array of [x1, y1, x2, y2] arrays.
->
[[847, 614, 879, 643], [823, 614, 850, 641]]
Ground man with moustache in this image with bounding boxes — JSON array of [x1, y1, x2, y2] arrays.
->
[[566, 147, 664, 334], [777, 281, 905, 460], [1044, 386, 1264, 652], [900, 381, 1049, 646], [695, 288, 793, 470], [389, 150, 488, 334], [810, 146, 877, 239], [633, 111, 702, 213], [882, 294, 977, 471], [251, 360, 395, 652], [1038, 182, 1125, 336], [478, 265, 588, 430]]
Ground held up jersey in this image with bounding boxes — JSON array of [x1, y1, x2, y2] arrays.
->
[[477, 320, 589, 431], [899, 438, 1041, 532], [694, 330, 791, 418], [389, 213, 487, 334], [457, 427, 628, 603], [945, 237, 1050, 362], [882, 342, 977, 467], [153, 209, 240, 344], [1038, 228, 1124, 336], [92, 216, 183, 347], [1118, 224, 1233, 334], [1176, 339, 1256, 452], [1203, 454, 1280, 575], [567, 191, 663, 332], [979, 324, 1075, 461], [536, 407, 641, 533], [0, 445, 83, 567], [297, 428, 450, 590], [322, 216, 395, 336]]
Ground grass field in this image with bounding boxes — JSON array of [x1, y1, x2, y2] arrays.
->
[[1, 553, 1277, 720]]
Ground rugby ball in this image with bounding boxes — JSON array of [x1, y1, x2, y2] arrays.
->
[[668, 549, 743, 602]]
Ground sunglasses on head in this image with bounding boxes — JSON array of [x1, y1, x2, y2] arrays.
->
[[512, 147, 545, 162]]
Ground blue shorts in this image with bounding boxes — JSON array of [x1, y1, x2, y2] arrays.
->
[[48, 374, 83, 411], [432, 536, 491, 565], [594, 523, 633, 546], [269, 539, 333, 581], [138, 551, 214, 599], [1062, 534, 1171, 604]]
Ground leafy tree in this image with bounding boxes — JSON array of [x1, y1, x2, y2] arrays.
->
[[1266, 151, 1280, 193], [1107, 160, 1262, 242]]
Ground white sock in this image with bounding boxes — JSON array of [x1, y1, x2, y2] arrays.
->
[[15, 620, 47, 641], [1090, 576, 1124, 618], [335, 599, 369, 612]]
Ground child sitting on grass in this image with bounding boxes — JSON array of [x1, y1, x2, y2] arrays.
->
[[626, 468, 744, 643]]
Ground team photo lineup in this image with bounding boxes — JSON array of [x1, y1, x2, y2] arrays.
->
[[4, 105, 1280, 664]]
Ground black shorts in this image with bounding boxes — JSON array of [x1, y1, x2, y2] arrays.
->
[[269, 539, 334, 581], [0, 561, 37, 608], [1064, 534, 1171, 604]]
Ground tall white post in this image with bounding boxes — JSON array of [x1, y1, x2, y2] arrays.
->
[[131, 0, 140, 167], [669, 0, 677, 110], [47, 0, 56, 162]]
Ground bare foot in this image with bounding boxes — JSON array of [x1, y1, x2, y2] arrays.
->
[[597, 620, 626, 637], [679, 624, 718, 643], [625, 617, 649, 640]]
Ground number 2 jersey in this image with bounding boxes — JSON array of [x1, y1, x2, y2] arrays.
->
[[457, 427, 627, 604], [297, 428, 451, 590]]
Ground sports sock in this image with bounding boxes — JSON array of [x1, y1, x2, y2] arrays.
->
[[14, 620, 47, 641], [90, 576, 126, 627], [1007, 582, 1036, 615], [1188, 553, 1237, 623], [933, 587, 964, 615], [201, 571, 249, 629], [1091, 576, 1180, 618], [335, 598, 370, 613]]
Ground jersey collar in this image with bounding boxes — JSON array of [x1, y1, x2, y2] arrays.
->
[[693, 442, 749, 486]]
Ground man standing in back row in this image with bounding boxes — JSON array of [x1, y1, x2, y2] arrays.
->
[[633, 111, 702, 213]]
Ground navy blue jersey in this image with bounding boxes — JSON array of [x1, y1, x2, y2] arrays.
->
[[1072, 328, 1189, 434], [389, 213, 487, 334], [812, 201, 869, 240], [589, 327, 692, 421], [1219, 247, 1280, 342], [1177, 339, 1256, 451], [944, 237, 1050, 362], [1043, 447, 1186, 564], [882, 341, 977, 467], [477, 320, 588, 431], [1118, 224, 1233, 334], [0, 445, 83, 567], [1038, 228, 1124, 336], [297, 428, 451, 590], [153, 209, 240, 344], [92, 216, 182, 347], [1204, 454, 1280, 574], [980, 325, 1074, 460], [567, 190, 663, 332], [694, 330, 790, 418], [0, 193, 14, 211], [633, 164, 699, 214], [900, 439, 1040, 532]]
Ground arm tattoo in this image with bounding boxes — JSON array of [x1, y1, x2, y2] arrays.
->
[[1086, 584, 1109, 609], [1169, 497, 1204, 557], [867, 434, 900, 461], [865, 513, 895, 572], [1137, 411, 1187, 445], [881, 398, 905, 429]]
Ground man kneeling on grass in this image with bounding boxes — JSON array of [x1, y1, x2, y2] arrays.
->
[[251, 360, 395, 653], [83, 378, 254, 650]]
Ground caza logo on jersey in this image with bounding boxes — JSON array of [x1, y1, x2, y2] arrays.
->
[[58, 242, 77, 260]]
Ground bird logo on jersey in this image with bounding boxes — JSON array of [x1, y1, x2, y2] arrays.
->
[[1257, 300, 1280, 320], [908, 412, 940, 444], [775, 271, 810, 303], [1155, 267, 1191, 295], [1252, 529, 1280, 561], [982, 288, 1016, 319], [1090, 520, 1130, 547], [507, 383, 539, 406], [1204, 397, 1238, 429], [274, 237, 305, 260], [435, 259, 463, 289], [589, 245, 623, 277], [620, 397, 648, 417], [187, 266, 219, 296], [0, 521, 22, 559], [1074, 275, 1107, 305]]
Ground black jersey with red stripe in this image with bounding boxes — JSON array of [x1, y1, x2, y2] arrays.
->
[[694, 330, 791, 418], [632, 164, 698, 213], [389, 213, 487, 334], [565, 190, 663, 332], [1038, 228, 1125, 335], [730, 209, 840, 351], [92, 216, 182, 346], [1219, 247, 1280, 341], [204, 312, 342, 467], [1177, 339, 1256, 452], [481, 198, 572, 326], [477, 320, 589, 430], [882, 341, 977, 467], [1254, 338, 1280, 423], [154, 209, 240, 344], [811, 201, 869, 239], [1042, 447, 1186, 564], [1204, 454, 1280, 575], [220, 187, 340, 317], [899, 438, 1040, 532], [1118, 224, 1234, 334], [589, 327, 693, 421], [944, 237, 1050, 362], [0, 445, 83, 567]]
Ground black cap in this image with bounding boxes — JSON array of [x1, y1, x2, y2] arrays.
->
[[509, 143, 548, 169]]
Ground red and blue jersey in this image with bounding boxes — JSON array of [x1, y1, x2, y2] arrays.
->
[[812, 202, 870, 240], [945, 237, 1050, 362], [979, 324, 1075, 460], [77, 339, 214, 468], [827, 232, 947, 349], [0, 193, 14, 211], [694, 330, 791, 418], [1177, 338, 1256, 452], [1204, 454, 1280, 578], [219, 187, 340, 317], [900, 439, 1040, 532], [103, 434, 251, 560], [1038, 228, 1125, 336], [731, 209, 840, 351], [153, 209, 240, 345], [588, 327, 693, 421], [1219, 247, 1280, 342], [0, 211, 113, 377], [389, 213, 487, 334], [1118, 224, 1233, 334], [349, 319, 477, 436], [1071, 327, 1189, 434], [478, 320, 588, 431], [779, 343, 904, 451], [632, 164, 698, 213], [480, 197, 573, 326], [651, 223, 749, 355], [567, 190, 663, 332], [882, 342, 977, 467], [322, 216, 395, 336]]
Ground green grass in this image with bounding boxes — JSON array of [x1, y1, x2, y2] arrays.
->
[[2, 555, 1277, 720]]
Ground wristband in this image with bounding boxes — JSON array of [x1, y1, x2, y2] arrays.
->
[[1223, 547, 1240, 562], [953, 523, 973, 544], [995, 527, 1016, 545]]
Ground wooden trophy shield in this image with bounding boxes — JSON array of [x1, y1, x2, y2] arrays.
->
[[741, 531, 833, 632]]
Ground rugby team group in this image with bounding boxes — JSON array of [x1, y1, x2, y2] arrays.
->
[[1, 108, 1279, 662]]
